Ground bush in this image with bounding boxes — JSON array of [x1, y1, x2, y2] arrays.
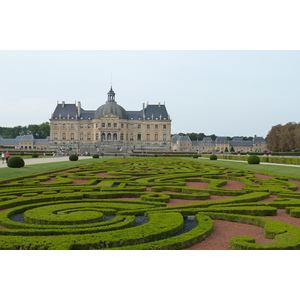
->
[[248, 155, 260, 164], [93, 153, 99, 158], [7, 157, 25, 168], [210, 154, 218, 160], [32, 153, 39, 158], [69, 154, 79, 161]]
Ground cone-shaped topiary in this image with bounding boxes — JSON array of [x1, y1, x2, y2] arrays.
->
[[7, 156, 25, 168], [69, 154, 79, 161], [247, 155, 260, 164], [210, 154, 218, 160]]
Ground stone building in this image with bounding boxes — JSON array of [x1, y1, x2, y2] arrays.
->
[[0, 134, 49, 150], [48, 87, 172, 153], [171, 135, 267, 153]]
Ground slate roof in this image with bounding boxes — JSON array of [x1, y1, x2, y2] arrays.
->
[[51, 101, 169, 121], [144, 104, 169, 120], [215, 136, 229, 144]]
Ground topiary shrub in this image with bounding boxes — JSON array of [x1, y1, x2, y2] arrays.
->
[[7, 156, 25, 168], [210, 154, 218, 160], [248, 155, 260, 164], [193, 155, 198, 159], [69, 154, 79, 161], [93, 153, 99, 159], [32, 153, 39, 158]]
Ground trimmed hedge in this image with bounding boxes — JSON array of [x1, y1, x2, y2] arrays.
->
[[7, 156, 25, 168]]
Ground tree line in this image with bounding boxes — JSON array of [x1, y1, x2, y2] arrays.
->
[[0, 122, 50, 139], [266, 122, 300, 152]]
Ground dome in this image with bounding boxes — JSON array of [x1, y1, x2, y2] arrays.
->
[[94, 86, 128, 119], [95, 102, 128, 119]]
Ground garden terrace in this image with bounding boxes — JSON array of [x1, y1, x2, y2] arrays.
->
[[0, 157, 300, 249]]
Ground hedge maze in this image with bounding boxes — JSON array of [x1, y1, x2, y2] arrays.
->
[[1, 157, 300, 249]]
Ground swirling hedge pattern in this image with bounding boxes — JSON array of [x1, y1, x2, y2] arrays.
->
[[1, 157, 300, 249]]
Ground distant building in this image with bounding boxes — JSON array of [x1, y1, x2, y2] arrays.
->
[[48, 87, 172, 152], [0, 134, 49, 150], [171, 135, 267, 153]]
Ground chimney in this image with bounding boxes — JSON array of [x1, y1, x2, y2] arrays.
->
[[142, 103, 145, 119], [77, 101, 81, 118], [62, 101, 65, 108]]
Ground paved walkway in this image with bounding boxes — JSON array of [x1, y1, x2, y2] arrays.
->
[[0, 156, 92, 168]]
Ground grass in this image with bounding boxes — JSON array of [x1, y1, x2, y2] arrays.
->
[[186, 157, 300, 178], [0, 158, 112, 180]]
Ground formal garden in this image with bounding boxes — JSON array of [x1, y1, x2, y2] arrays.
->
[[1, 156, 300, 250]]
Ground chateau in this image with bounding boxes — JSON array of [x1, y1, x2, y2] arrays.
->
[[48, 87, 172, 153]]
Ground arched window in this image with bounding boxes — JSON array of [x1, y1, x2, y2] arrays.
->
[[113, 133, 117, 141], [107, 133, 111, 141], [101, 133, 105, 141]]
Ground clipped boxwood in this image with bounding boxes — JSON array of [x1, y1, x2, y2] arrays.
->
[[7, 157, 25, 168], [69, 154, 79, 161], [93, 153, 99, 158], [248, 155, 260, 164], [140, 193, 171, 203], [32, 153, 39, 158], [210, 154, 217, 160]]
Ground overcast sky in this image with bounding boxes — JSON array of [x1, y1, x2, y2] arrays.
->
[[1, 1, 300, 139], [1, 50, 299, 137]]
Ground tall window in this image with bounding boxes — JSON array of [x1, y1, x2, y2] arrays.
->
[[163, 134, 166, 141], [147, 134, 150, 141], [137, 134, 141, 141], [155, 134, 158, 141], [120, 133, 124, 141], [71, 133, 74, 140]]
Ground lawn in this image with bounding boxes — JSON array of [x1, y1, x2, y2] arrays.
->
[[186, 157, 300, 178], [0, 157, 111, 180]]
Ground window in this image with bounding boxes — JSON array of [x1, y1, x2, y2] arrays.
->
[[163, 125, 167, 129], [163, 134, 166, 141], [155, 134, 158, 141], [87, 124, 91, 128], [120, 133, 124, 141], [147, 134, 150, 141], [87, 133, 91, 140], [54, 133, 58, 140], [155, 125, 158, 129], [71, 124, 74, 129], [80, 124, 83, 128], [147, 124, 150, 129], [95, 133, 99, 140], [102, 123, 105, 127], [137, 134, 141, 141], [62, 124, 66, 129], [138, 124, 141, 129], [80, 133, 84, 141], [62, 132, 66, 140], [71, 133, 74, 140], [130, 134, 133, 141], [108, 123, 111, 127], [114, 123, 117, 128], [121, 124, 124, 128], [54, 124, 58, 129]]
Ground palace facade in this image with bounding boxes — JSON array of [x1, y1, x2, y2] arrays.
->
[[48, 87, 172, 152]]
